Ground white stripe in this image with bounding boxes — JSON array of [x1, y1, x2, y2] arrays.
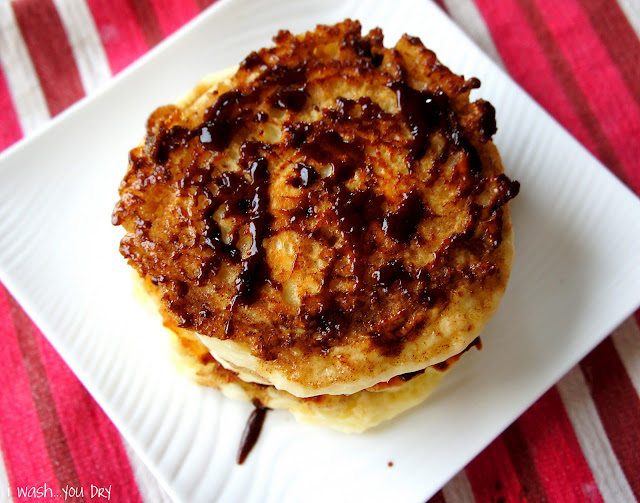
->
[[0, 3, 50, 135], [0, 447, 11, 503], [556, 366, 636, 503], [616, 0, 640, 40], [441, 470, 476, 503], [441, 0, 505, 68], [611, 316, 640, 399], [52, 0, 112, 94], [122, 437, 174, 503]]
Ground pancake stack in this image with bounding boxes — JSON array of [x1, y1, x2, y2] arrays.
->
[[112, 20, 519, 432]]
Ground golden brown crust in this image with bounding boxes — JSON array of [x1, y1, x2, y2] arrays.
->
[[113, 20, 519, 397]]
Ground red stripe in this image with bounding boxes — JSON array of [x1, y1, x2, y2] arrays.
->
[[126, 0, 164, 48], [473, 0, 630, 189], [194, 0, 218, 11], [86, 0, 149, 74], [530, 0, 640, 192], [3, 289, 85, 501], [580, 0, 640, 109], [148, 0, 200, 37], [35, 324, 144, 503], [0, 69, 23, 151], [466, 436, 528, 503], [472, 0, 600, 158], [11, 0, 85, 116], [517, 388, 604, 503], [0, 287, 60, 500], [581, 338, 640, 499], [501, 421, 549, 503], [427, 489, 447, 503]]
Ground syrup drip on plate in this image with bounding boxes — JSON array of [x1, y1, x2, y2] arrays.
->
[[237, 400, 270, 465]]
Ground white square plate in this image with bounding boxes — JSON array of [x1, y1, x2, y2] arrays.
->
[[1, 0, 640, 501]]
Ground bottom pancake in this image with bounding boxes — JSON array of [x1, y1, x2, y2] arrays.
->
[[172, 331, 446, 433], [133, 274, 448, 433]]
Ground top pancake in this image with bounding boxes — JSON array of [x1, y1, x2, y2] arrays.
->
[[113, 20, 519, 398]]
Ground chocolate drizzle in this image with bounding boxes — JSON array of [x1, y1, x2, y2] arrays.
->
[[300, 130, 365, 183], [390, 82, 449, 164], [290, 163, 319, 188], [382, 191, 428, 243], [433, 337, 483, 372], [269, 86, 308, 112], [225, 142, 273, 334], [237, 400, 269, 465]]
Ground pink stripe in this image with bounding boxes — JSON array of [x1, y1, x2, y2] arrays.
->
[[580, 0, 640, 110], [86, 0, 149, 74], [530, 0, 640, 192], [147, 0, 200, 37], [0, 287, 60, 499], [476, 0, 631, 187], [472, 0, 599, 155], [34, 325, 144, 503], [0, 69, 23, 151], [124, 0, 164, 48], [466, 437, 527, 503], [5, 294, 86, 501], [12, 0, 85, 116], [517, 388, 604, 503]]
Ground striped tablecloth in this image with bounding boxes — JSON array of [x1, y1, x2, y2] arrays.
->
[[1, 0, 639, 502]]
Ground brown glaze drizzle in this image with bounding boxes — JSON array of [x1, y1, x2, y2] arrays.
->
[[269, 86, 308, 112], [237, 400, 270, 465], [289, 163, 319, 188], [114, 22, 520, 359], [300, 129, 365, 183], [225, 142, 273, 334], [382, 191, 429, 243], [398, 369, 426, 381], [433, 337, 483, 372], [390, 82, 449, 165]]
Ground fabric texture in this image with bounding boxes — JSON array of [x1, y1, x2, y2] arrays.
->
[[0, 0, 639, 501]]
